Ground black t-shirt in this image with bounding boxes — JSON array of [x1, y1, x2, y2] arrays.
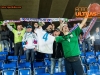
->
[[51, 31, 64, 59]]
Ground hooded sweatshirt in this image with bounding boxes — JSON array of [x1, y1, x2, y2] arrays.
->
[[22, 32, 38, 49]]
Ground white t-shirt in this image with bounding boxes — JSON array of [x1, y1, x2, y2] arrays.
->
[[35, 28, 55, 54]]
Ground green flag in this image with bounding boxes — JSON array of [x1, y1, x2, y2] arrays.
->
[[0, 21, 3, 26], [64, 18, 68, 22], [38, 22, 43, 26]]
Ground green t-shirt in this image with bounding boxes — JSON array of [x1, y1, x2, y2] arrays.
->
[[56, 26, 81, 58], [12, 28, 25, 44]]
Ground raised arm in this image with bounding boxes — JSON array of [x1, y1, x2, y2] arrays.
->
[[7, 24, 14, 31], [79, 17, 88, 29], [57, 18, 65, 31], [79, 4, 91, 29]]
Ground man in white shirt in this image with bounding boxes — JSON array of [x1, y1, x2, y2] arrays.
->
[[22, 25, 37, 62]]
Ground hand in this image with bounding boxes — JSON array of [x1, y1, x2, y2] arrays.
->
[[24, 47, 27, 51], [34, 48, 37, 51], [42, 21, 45, 25], [52, 24, 55, 30], [87, 4, 91, 12], [59, 17, 63, 24], [85, 4, 91, 18]]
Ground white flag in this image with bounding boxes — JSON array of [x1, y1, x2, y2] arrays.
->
[[35, 28, 55, 54]]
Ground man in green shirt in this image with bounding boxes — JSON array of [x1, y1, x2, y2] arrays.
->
[[6, 23, 26, 56], [55, 17, 88, 75]]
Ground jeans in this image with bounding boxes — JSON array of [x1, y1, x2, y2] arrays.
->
[[82, 38, 91, 52], [9, 40, 14, 52], [94, 45, 100, 52], [50, 58, 63, 74], [0, 40, 9, 52], [25, 49, 34, 62], [14, 42, 23, 56], [64, 57, 84, 75]]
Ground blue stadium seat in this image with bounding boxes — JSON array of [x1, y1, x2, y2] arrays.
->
[[44, 59, 50, 65], [87, 69, 100, 75], [2, 69, 15, 75], [89, 63, 99, 70], [88, 55, 95, 58], [96, 52, 100, 57], [98, 58, 100, 64], [18, 62, 31, 69], [20, 55, 26, 60], [36, 73, 50, 75], [98, 55, 100, 59], [18, 68, 31, 75], [8, 56, 18, 62], [3, 63, 16, 70], [20, 55, 26, 63], [54, 72, 66, 75], [34, 62, 45, 68], [0, 56, 6, 62], [54, 67, 59, 73], [0, 62, 3, 70], [0, 52, 8, 56], [86, 52, 94, 58], [80, 47, 83, 51], [34, 68, 45, 75], [81, 56, 86, 64], [80, 52, 85, 56], [86, 58, 97, 64]]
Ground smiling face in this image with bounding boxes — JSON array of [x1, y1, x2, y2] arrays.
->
[[62, 24, 69, 32], [34, 23, 39, 28], [17, 25, 22, 31], [53, 30, 60, 36], [46, 25, 53, 31]]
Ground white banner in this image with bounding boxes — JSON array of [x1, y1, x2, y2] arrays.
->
[[35, 28, 55, 54], [20, 18, 83, 22]]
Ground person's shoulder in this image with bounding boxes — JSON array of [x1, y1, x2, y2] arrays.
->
[[32, 32, 37, 35]]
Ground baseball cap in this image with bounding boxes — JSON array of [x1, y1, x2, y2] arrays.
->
[[26, 25, 32, 28]]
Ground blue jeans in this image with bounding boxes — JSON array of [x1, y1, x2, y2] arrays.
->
[[82, 38, 91, 52], [50, 58, 63, 74], [64, 57, 84, 75], [0, 40, 9, 52], [25, 49, 34, 62], [9, 40, 14, 52]]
